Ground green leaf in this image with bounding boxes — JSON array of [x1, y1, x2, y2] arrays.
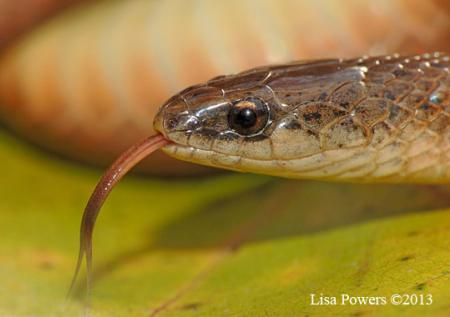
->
[[0, 129, 449, 317]]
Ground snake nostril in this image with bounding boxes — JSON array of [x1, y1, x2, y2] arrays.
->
[[165, 115, 199, 131], [167, 117, 179, 129]]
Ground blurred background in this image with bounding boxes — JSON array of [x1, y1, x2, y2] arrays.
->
[[0, 1, 449, 316]]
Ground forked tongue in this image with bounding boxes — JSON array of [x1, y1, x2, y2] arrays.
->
[[66, 134, 170, 309]]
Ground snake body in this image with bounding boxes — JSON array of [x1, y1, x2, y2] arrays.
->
[[154, 53, 450, 183]]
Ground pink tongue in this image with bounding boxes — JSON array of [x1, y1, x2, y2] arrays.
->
[[67, 134, 170, 303]]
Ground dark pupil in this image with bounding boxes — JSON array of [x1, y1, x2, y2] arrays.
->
[[234, 108, 257, 128]]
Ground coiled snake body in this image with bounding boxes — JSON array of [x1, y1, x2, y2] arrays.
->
[[155, 53, 450, 183]]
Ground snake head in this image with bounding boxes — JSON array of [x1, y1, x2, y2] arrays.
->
[[153, 69, 295, 174], [153, 61, 371, 177], [154, 55, 449, 181], [154, 60, 370, 178]]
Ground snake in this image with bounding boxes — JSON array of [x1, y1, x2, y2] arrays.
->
[[0, 0, 449, 312], [1, 0, 449, 175], [67, 52, 450, 305], [155, 53, 450, 183]]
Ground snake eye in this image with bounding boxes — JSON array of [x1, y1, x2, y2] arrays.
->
[[228, 97, 269, 135]]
